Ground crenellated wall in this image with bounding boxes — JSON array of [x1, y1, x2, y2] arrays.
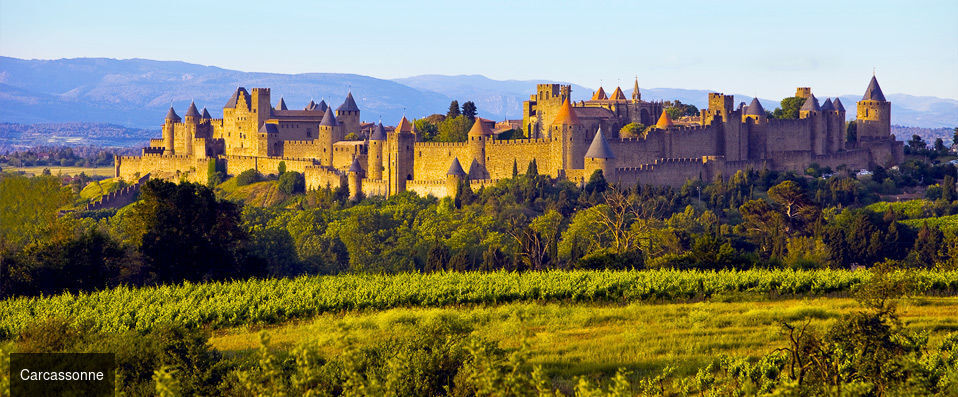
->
[[116, 154, 209, 184], [485, 138, 554, 178], [413, 141, 472, 180], [223, 155, 316, 176], [304, 165, 346, 191]]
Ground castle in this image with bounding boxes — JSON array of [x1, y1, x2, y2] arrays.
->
[[115, 76, 903, 199]]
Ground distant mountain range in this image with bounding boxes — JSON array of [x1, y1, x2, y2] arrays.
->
[[1, 57, 955, 130]]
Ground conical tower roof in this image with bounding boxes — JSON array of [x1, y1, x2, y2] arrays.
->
[[275, 97, 288, 111], [745, 98, 765, 116], [833, 98, 845, 112], [185, 101, 200, 118], [225, 87, 250, 110], [655, 109, 674, 128], [201, 107, 212, 119], [337, 91, 360, 112], [370, 122, 387, 141], [305, 100, 318, 111], [821, 98, 835, 111], [467, 118, 493, 136], [447, 158, 466, 177], [396, 116, 414, 133], [318, 99, 328, 112], [585, 127, 615, 159], [319, 108, 337, 127], [348, 156, 363, 174], [800, 94, 821, 112], [609, 86, 627, 100], [552, 98, 579, 126], [591, 87, 608, 100], [467, 159, 485, 179], [863, 75, 886, 101], [165, 106, 181, 122]]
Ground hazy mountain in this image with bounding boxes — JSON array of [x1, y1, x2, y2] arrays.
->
[[1, 57, 954, 131], [0, 57, 452, 128]]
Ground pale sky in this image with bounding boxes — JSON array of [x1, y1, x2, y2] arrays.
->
[[1, 0, 956, 99]]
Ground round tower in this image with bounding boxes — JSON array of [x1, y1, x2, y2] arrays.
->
[[743, 98, 766, 124], [347, 156, 364, 201], [584, 127, 616, 182], [183, 101, 201, 157], [551, 98, 581, 170], [467, 117, 492, 175], [318, 109, 337, 166], [367, 122, 386, 180], [388, 116, 417, 194], [163, 106, 180, 155], [445, 157, 467, 198]]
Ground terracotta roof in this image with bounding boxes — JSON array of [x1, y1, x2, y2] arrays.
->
[[276, 97, 288, 111], [258, 124, 279, 134], [337, 92, 360, 112], [833, 98, 845, 112], [319, 108, 337, 127], [655, 109, 674, 128], [348, 156, 363, 174], [396, 116, 414, 133], [370, 122, 387, 141], [821, 98, 835, 111], [800, 94, 821, 112], [609, 86, 627, 100], [591, 87, 607, 100], [863, 75, 886, 101], [468, 117, 494, 136], [585, 127, 614, 159], [745, 98, 765, 116], [201, 107, 212, 119], [165, 106, 181, 122], [185, 101, 200, 118], [225, 87, 250, 110], [447, 158, 466, 177], [552, 98, 580, 125]]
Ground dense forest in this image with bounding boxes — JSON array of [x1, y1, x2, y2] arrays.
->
[[1, 156, 956, 298]]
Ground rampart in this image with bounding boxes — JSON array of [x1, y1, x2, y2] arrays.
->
[[223, 155, 316, 176], [85, 174, 150, 211]]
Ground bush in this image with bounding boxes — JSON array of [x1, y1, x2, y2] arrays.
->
[[235, 169, 261, 186], [277, 171, 305, 195]]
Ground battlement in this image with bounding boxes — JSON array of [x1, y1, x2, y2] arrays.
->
[[487, 138, 552, 146], [121, 153, 197, 161], [415, 141, 469, 148]]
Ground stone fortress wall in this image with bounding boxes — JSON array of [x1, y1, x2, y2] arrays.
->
[[116, 75, 904, 200]]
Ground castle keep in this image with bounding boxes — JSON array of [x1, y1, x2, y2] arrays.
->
[[116, 76, 904, 198]]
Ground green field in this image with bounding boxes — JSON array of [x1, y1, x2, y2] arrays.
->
[[5, 165, 114, 178], [209, 297, 958, 380]]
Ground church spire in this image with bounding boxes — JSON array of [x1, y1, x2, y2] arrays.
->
[[632, 76, 641, 101]]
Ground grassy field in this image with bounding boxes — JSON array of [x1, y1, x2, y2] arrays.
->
[[5, 165, 114, 177], [210, 297, 958, 380]]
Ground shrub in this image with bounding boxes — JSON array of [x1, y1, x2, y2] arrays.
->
[[277, 171, 305, 195], [235, 169, 261, 186]]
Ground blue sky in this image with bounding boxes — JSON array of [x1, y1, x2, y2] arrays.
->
[[1, 0, 956, 99]]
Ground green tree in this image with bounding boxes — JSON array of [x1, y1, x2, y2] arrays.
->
[[619, 122, 646, 138], [446, 100, 460, 118], [414, 119, 439, 142], [0, 174, 73, 252], [129, 180, 249, 283], [277, 161, 286, 176], [277, 171, 305, 195], [437, 115, 473, 142], [526, 159, 538, 177], [934, 138, 947, 153], [207, 159, 222, 187], [771, 96, 806, 119], [461, 101, 477, 120], [908, 134, 926, 151], [944, 175, 956, 202]]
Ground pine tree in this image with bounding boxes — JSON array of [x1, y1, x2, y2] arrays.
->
[[446, 100, 460, 118], [526, 159, 538, 177], [512, 159, 518, 178], [461, 101, 477, 120]]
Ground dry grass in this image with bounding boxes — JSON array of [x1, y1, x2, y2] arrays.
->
[[209, 296, 958, 379]]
